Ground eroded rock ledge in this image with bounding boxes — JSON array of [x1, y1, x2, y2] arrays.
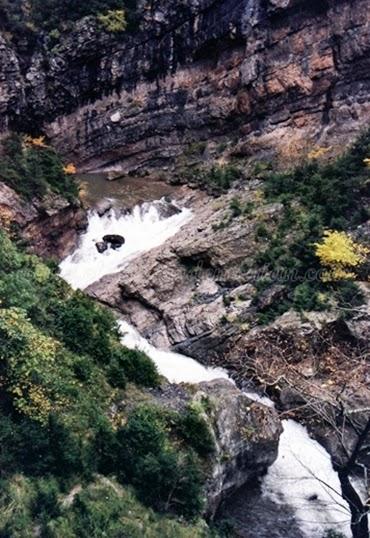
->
[[125, 378, 282, 517], [1, 0, 370, 170], [0, 182, 87, 259]]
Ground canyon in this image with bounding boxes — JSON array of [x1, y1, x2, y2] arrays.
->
[[0, 0, 370, 172], [0, 0, 369, 536]]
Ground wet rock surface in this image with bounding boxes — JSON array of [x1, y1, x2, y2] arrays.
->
[[217, 480, 305, 538], [102, 234, 125, 249], [127, 378, 282, 517]]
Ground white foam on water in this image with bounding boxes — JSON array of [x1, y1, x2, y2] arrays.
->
[[60, 197, 227, 384], [262, 419, 353, 538], [59, 200, 192, 289], [59, 197, 360, 537], [118, 319, 230, 384]]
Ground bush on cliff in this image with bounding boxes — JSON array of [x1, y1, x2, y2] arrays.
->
[[0, 134, 78, 201], [253, 129, 370, 322], [180, 163, 242, 194], [115, 405, 204, 517], [30, 0, 135, 32], [97, 9, 127, 32]]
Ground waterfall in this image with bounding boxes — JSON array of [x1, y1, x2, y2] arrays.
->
[[118, 320, 229, 384], [60, 197, 358, 538], [59, 199, 192, 289], [263, 419, 352, 538]]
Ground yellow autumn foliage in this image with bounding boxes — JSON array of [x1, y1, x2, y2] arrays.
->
[[314, 230, 369, 281], [308, 146, 331, 160], [23, 135, 48, 148], [0, 308, 68, 423], [63, 163, 77, 175]]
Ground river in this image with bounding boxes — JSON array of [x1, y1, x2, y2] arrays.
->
[[59, 187, 357, 538]]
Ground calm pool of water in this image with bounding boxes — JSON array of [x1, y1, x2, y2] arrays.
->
[[79, 173, 180, 208]]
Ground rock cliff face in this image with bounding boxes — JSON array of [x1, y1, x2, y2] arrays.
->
[[0, 182, 87, 258], [1, 0, 370, 171], [136, 378, 282, 517]]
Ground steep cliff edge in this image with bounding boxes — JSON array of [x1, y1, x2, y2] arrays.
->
[[1, 0, 370, 172]]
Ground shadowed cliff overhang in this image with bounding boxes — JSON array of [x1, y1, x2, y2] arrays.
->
[[1, 0, 370, 169]]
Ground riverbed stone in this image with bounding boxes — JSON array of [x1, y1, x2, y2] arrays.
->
[[144, 378, 282, 517]]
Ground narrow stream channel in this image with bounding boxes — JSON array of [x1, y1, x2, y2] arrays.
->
[[59, 194, 357, 538]]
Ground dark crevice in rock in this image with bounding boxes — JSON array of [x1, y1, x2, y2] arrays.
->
[[338, 471, 369, 538]]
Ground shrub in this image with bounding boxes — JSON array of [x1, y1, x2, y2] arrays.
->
[[314, 230, 369, 281], [134, 451, 204, 517], [33, 478, 61, 519], [98, 9, 127, 32], [116, 406, 204, 517], [106, 357, 127, 388], [229, 197, 242, 217], [182, 163, 242, 193], [292, 282, 327, 312], [113, 347, 160, 387], [179, 404, 215, 457], [56, 293, 117, 363], [117, 406, 167, 471], [93, 420, 120, 475], [0, 134, 78, 201], [30, 0, 132, 31]]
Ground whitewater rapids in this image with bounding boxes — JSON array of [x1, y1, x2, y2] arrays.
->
[[60, 196, 355, 538], [59, 200, 192, 289]]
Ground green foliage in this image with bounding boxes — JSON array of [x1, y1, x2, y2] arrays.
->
[[0, 477, 213, 538], [0, 238, 159, 391], [229, 197, 242, 218], [43, 481, 212, 538], [0, 232, 208, 529], [182, 164, 242, 194], [178, 404, 215, 457], [0, 135, 78, 201], [97, 9, 127, 32], [252, 129, 370, 322], [116, 406, 204, 517], [264, 129, 370, 228], [255, 223, 268, 240], [1, 0, 137, 35]]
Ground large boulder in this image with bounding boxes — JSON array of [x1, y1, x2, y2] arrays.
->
[[197, 380, 282, 516], [103, 234, 125, 249], [149, 379, 282, 517]]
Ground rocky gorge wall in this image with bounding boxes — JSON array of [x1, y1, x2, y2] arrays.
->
[[0, 182, 87, 258], [1, 0, 370, 172]]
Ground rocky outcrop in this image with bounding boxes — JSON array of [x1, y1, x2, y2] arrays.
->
[[1, 0, 370, 171], [88, 184, 370, 485], [86, 188, 255, 352], [0, 36, 24, 132], [141, 378, 282, 516], [0, 182, 87, 259], [198, 379, 281, 516], [87, 184, 280, 356]]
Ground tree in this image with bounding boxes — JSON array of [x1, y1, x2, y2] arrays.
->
[[315, 231, 369, 282], [242, 322, 370, 538]]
